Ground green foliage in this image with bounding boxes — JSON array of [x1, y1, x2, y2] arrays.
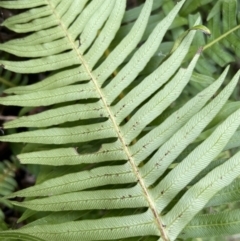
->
[[0, 53, 28, 93], [0, 160, 17, 232], [0, 0, 239, 240], [192, 0, 240, 76]]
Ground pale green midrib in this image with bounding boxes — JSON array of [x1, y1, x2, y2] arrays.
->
[[47, 0, 167, 240]]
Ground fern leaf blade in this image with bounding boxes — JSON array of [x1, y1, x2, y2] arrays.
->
[[6, 163, 136, 198], [4, 67, 89, 94], [122, 50, 200, 144], [85, 0, 126, 68], [222, 0, 240, 55], [1, 1, 238, 240], [181, 209, 240, 239], [12, 185, 147, 211], [149, 70, 240, 209], [4, 102, 107, 129], [112, 25, 199, 124], [1, 211, 159, 241], [2, 6, 52, 26], [206, 178, 240, 207], [224, 130, 240, 151], [0, 51, 80, 73], [78, 0, 115, 54], [164, 135, 240, 241], [4, 15, 58, 33], [94, 0, 153, 86], [103, 0, 186, 104], [4, 26, 65, 48], [0, 38, 71, 58], [0, 121, 116, 144], [0, 84, 96, 107], [131, 66, 228, 164], [0, 0, 46, 9], [18, 141, 127, 165]]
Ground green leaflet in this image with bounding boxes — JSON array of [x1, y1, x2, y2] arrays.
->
[[122, 48, 200, 144], [0, 161, 17, 213], [22, 211, 86, 228], [189, 158, 226, 186], [206, 178, 240, 207], [3, 6, 52, 25], [103, 0, 186, 104], [163, 135, 240, 241], [222, 0, 240, 56], [0, 37, 70, 57], [0, 0, 47, 9], [12, 184, 147, 211], [0, 83, 97, 107], [141, 68, 239, 187], [112, 20, 199, 124], [93, 0, 154, 86], [3, 0, 150, 93], [1, 51, 80, 73], [5, 68, 89, 94], [203, 0, 240, 66], [151, 70, 240, 209], [4, 102, 108, 128], [17, 141, 127, 165], [0, 0, 92, 47], [207, 0, 222, 20], [130, 67, 227, 164], [181, 209, 240, 238], [0, 210, 159, 241], [224, 130, 240, 150], [78, 0, 116, 54], [6, 163, 136, 198], [85, 0, 126, 68], [0, 120, 117, 144]]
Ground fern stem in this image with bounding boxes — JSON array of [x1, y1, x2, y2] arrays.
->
[[0, 76, 15, 87], [203, 24, 240, 51], [73, 21, 169, 241]]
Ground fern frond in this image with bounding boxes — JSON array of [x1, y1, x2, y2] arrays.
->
[[0, 160, 17, 200], [0, 54, 28, 91], [185, 0, 240, 71], [0, 160, 17, 233], [0, 1, 239, 241], [180, 209, 240, 239]]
